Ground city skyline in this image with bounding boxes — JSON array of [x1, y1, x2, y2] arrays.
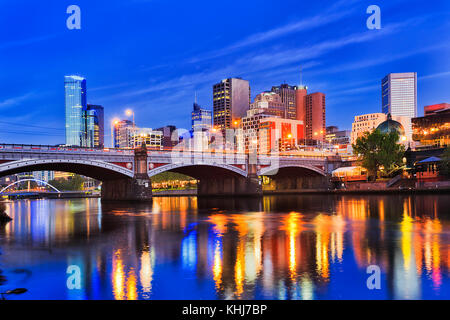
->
[[1, 0, 449, 145]]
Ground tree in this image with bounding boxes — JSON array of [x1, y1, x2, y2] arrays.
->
[[49, 174, 85, 191], [353, 129, 405, 180], [439, 146, 450, 177]]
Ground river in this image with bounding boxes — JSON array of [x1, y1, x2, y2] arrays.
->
[[0, 194, 449, 300]]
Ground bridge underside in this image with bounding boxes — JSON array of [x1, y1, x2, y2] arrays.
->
[[164, 165, 261, 197], [0, 163, 129, 181], [262, 167, 329, 192]]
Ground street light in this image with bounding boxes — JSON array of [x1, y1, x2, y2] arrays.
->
[[125, 109, 135, 128], [111, 118, 120, 148]]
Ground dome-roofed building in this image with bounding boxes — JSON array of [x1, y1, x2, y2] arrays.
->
[[376, 114, 405, 137]]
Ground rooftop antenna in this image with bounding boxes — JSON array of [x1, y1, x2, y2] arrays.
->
[[194, 91, 197, 104], [300, 66, 303, 87]]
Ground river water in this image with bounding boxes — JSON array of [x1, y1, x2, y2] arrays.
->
[[0, 194, 449, 300]]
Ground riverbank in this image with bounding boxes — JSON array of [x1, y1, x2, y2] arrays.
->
[[264, 187, 450, 195]]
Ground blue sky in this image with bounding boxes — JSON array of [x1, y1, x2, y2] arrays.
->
[[0, 0, 449, 146]]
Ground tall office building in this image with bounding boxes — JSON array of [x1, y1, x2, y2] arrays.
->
[[213, 78, 250, 130], [191, 102, 212, 131], [65, 75, 87, 147], [382, 72, 417, 118], [86, 104, 104, 148], [271, 83, 298, 120], [381, 72, 417, 140]]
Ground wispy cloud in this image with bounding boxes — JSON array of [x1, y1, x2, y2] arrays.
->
[[310, 45, 447, 76], [0, 34, 58, 51], [419, 71, 450, 80], [0, 92, 35, 109], [106, 19, 415, 101], [189, 2, 358, 63]]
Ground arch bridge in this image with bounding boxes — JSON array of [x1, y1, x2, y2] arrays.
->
[[0, 144, 341, 201]]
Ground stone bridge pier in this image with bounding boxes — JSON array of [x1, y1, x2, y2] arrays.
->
[[101, 144, 153, 201], [196, 164, 261, 197]]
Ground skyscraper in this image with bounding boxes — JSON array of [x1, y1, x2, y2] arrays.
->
[[271, 83, 298, 120], [381, 72, 417, 118], [86, 104, 104, 148], [191, 102, 212, 131], [213, 78, 250, 130], [65, 75, 87, 147]]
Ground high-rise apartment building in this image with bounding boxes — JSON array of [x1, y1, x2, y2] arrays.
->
[[382, 72, 417, 117], [271, 83, 298, 120], [65, 75, 87, 147], [192, 102, 212, 131], [213, 78, 250, 130]]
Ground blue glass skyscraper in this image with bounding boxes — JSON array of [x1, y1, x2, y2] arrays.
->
[[65, 75, 87, 147]]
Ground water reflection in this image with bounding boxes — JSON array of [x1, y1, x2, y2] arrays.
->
[[0, 195, 449, 300]]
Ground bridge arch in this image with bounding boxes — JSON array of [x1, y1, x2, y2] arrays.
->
[[0, 178, 61, 194], [148, 162, 248, 179], [0, 159, 134, 181], [258, 163, 327, 177]]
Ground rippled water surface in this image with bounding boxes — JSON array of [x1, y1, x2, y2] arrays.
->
[[0, 194, 449, 300]]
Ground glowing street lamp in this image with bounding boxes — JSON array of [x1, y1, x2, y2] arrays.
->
[[125, 109, 135, 128], [111, 118, 120, 148]]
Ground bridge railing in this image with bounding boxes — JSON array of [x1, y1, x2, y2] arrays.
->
[[0, 144, 134, 155], [0, 144, 334, 160]]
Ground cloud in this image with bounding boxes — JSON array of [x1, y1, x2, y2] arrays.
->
[[105, 16, 423, 102], [0, 34, 57, 51], [0, 92, 35, 109], [419, 71, 450, 80], [188, 3, 357, 63], [310, 45, 447, 76]]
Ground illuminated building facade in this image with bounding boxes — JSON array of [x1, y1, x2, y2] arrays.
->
[[213, 78, 250, 131], [271, 84, 298, 120], [381, 72, 417, 140], [250, 92, 285, 118], [65, 75, 87, 147], [113, 120, 134, 148], [325, 126, 350, 146], [412, 104, 450, 147], [351, 113, 386, 144], [259, 117, 304, 153], [131, 128, 163, 149], [85, 104, 104, 148], [382, 72, 417, 118], [304, 92, 326, 145], [191, 102, 212, 131]]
